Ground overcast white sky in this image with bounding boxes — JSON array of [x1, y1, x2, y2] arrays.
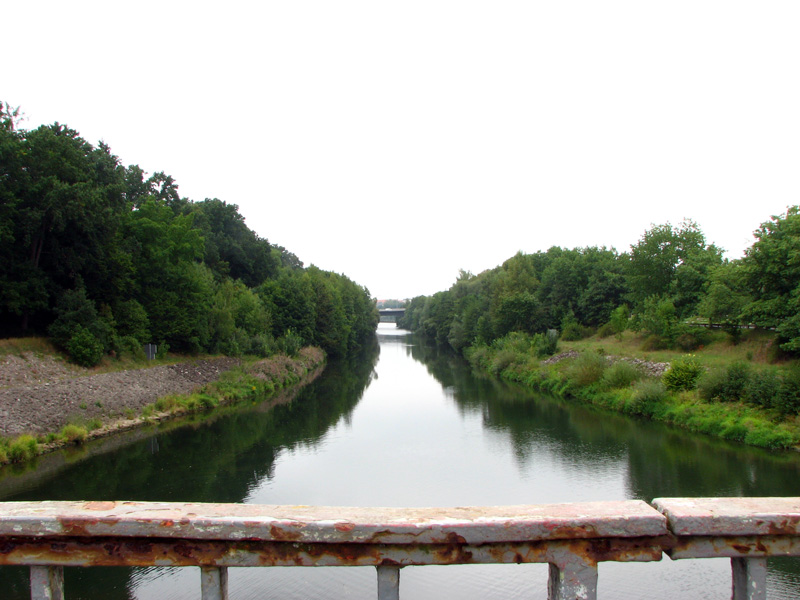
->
[[6, 1, 800, 299]]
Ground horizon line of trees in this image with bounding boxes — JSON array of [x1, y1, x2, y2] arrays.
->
[[0, 102, 379, 365], [399, 210, 800, 356]]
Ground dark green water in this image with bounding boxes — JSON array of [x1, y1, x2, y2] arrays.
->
[[1, 324, 800, 598]]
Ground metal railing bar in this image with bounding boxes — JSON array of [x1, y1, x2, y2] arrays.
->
[[29, 565, 64, 600], [731, 557, 767, 600], [547, 554, 598, 600], [376, 565, 400, 600], [2, 498, 798, 600], [201, 566, 229, 600]]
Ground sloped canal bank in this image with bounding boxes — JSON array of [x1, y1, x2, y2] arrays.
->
[[1, 326, 799, 599]]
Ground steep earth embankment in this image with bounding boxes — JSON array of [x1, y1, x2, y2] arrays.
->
[[0, 354, 240, 438]]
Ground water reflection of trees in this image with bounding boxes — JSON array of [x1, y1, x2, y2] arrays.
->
[[0, 337, 380, 600], [403, 334, 800, 583], [405, 333, 800, 500]]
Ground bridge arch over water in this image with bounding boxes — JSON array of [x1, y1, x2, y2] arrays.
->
[[378, 308, 405, 323]]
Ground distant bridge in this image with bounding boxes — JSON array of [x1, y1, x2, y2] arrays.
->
[[378, 308, 405, 322]]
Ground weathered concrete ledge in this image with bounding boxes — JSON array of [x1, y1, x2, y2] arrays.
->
[[0, 499, 666, 545], [3, 497, 800, 599]]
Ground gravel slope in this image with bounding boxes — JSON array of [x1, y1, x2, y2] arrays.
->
[[0, 354, 240, 438]]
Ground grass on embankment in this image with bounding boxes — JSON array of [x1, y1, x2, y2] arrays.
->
[[465, 329, 800, 450], [0, 335, 199, 376], [0, 347, 325, 466]]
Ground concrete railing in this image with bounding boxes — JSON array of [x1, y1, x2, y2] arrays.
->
[[1, 497, 799, 600]]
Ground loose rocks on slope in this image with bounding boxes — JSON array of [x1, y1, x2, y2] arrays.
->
[[0, 353, 240, 438]]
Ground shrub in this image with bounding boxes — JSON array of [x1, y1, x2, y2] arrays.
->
[[561, 322, 591, 341], [636, 296, 677, 341], [155, 395, 179, 412], [466, 345, 490, 370], [609, 305, 630, 339], [277, 329, 303, 357], [114, 299, 150, 343], [743, 369, 782, 408], [490, 349, 518, 376], [698, 368, 727, 402], [566, 351, 607, 387], [641, 334, 669, 351], [198, 394, 218, 409], [7, 435, 38, 462], [492, 332, 533, 354], [662, 355, 704, 391], [65, 326, 104, 367], [699, 362, 751, 403], [674, 328, 709, 352], [627, 379, 667, 416], [61, 424, 88, 444], [115, 335, 146, 360], [155, 341, 170, 359], [596, 322, 616, 338], [247, 333, 276, 357], [601, 361, 643, 389], [722, 362, 751, 401], [533, 329, 559, 358], [48, 288, 113, 352], [777, 366, 800, 416], [219, 328, 250, 357]]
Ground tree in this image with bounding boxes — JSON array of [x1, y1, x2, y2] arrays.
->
[[192, 199, 278, 286], [0, 123, 128, 334], [697, 262, 750, 341], [124, 200, 211, 351], [626, 220, 722, 317], [741, 206, 800, 350], [258, 271, 316, 344]]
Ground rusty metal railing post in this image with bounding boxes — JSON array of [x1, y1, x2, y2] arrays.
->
[[654, 497, 800, 600], [5, 499, 798, 600], [731, 557, 767, 600], [29, 565, 64, 600], [376, 565, 400, 600], [201, 566, 229, 600], [547, 554, 598, 600]]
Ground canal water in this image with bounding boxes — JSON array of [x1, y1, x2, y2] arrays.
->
[[2, 323, 800, 598]]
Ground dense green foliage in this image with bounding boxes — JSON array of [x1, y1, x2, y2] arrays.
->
[[463, 341, 800, 449], [0, 103, 378, 363], [400, 209, 800, 357], [399, 207, 800, 431]]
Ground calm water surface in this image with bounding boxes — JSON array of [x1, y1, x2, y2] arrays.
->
[[2, 323, 800, 598]]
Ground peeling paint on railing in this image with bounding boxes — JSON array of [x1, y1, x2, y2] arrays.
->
[[1, 498, 799, 600]]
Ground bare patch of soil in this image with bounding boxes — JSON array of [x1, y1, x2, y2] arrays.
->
[[0, 353, 240, 438]]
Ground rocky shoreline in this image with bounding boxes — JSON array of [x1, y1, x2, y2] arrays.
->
[[541, 350, 670, 377], [0, 354, 242, 438]]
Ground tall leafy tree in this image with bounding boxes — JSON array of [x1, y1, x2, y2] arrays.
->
[[0, 122, 128, 333], [741, 206, 800, 350], [123, 200, 211, 351], [626, 220, 722, 317], [192, 199, 278, 286]]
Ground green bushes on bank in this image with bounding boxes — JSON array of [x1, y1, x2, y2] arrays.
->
[[465, 333, 800, 450], [601, 361, 643, 390], [697, 362, 800, 416], [662, 355, 704, 391], [0, 347, 326, 467]]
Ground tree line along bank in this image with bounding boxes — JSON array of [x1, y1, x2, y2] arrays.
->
[[398, 211, 800, 448], [0, 102, 379, 365]]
